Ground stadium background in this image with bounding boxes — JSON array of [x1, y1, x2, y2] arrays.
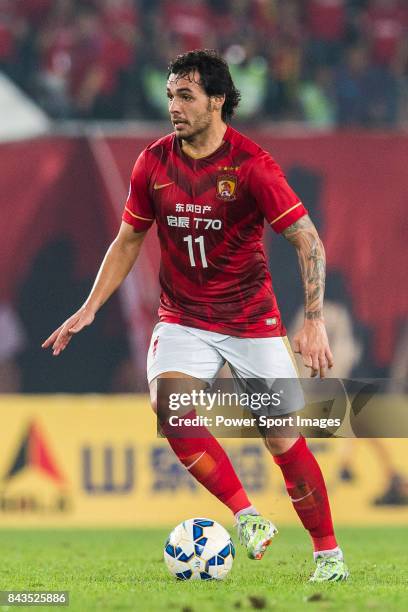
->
[[0, 0, 407, 529]]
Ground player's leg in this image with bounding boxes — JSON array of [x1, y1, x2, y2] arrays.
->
[[150, 372, 256, 516], [265, 433, 348, 581], [147, 323, 257, 519], [159, 328, 279, 560], [218, 334, 348, 579], [261, 431, 338, 552]]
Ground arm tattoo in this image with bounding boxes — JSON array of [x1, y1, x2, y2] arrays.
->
[[282, 215, 326, 320]]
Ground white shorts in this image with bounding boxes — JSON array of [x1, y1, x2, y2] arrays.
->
[[147, 322, 303, 414]]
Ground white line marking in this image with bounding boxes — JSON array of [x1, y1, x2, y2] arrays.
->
[[185, 451, 206, 470], [290, 488, 316, 503]]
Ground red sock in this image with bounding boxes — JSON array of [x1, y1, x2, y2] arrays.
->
[[273, 436, 337, 552], [161, 410, 251, 515]]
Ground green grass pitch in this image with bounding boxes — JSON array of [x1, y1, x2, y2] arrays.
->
[[0, 527, 406, 611]]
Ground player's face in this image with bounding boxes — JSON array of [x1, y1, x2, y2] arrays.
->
[[167, 71, 216, 141]]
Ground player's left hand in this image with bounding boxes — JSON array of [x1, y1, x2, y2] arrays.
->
[[292, 319, 334, 378]]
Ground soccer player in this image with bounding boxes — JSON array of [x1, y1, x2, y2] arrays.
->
[[42, 49, 348, 582]]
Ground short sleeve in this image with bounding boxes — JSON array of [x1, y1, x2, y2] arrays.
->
[[122, 150, 155, 232], [248, 151, 308, 233]]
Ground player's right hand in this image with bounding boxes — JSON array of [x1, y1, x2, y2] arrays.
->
[[41, 306, 95, 356]]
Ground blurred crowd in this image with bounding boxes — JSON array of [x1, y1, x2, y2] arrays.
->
[[0, 0, 407, 126]]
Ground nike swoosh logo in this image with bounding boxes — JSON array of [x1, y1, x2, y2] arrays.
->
[[154, 181, 174, 190]]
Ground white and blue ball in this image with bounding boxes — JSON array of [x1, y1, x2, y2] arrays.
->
[[164, 518, 235, 580]]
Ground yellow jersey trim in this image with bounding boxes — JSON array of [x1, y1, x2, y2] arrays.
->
[[124, 207, 153, 222], [270, 201, 302, 225]]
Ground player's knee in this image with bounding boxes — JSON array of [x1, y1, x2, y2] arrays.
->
[[150, 396, 158, 415], [152, 389, 173, 425], [149, 380, 158, 415], [263, 436, 297, 456]]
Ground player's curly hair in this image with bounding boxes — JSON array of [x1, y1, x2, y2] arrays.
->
[[168, 49, 241, 122]]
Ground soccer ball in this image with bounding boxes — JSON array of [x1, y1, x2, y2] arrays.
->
[[164, 518, 235, 580]]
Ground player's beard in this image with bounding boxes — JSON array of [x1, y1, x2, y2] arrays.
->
[[175, 102, 213, 144]]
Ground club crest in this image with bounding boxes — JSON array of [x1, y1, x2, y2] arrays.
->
[[216, 174, 237, 201]]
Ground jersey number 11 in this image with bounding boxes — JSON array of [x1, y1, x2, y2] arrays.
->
[[183, 235, 208, 268]]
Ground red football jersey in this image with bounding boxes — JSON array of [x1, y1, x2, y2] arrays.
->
[[122, 125, 307, 337]]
